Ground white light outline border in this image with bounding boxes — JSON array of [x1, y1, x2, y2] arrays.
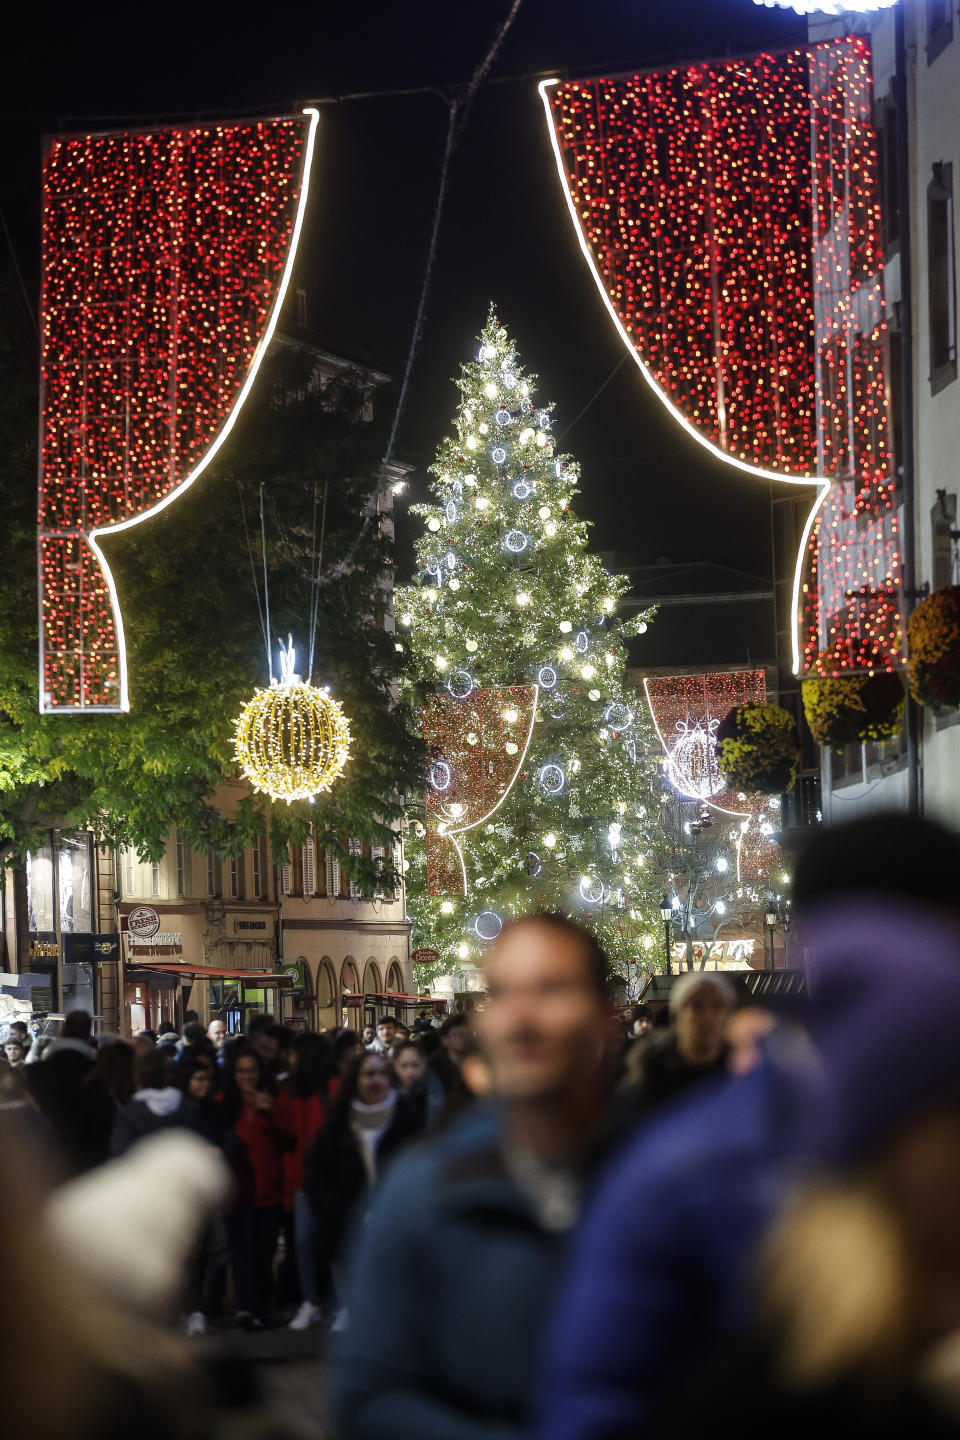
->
[[643, 675, 752, 821], [448, 683, 539, 837], [39, 106, 321, 714], [434, 683, 540, 899], [538, 77, 830, 676]]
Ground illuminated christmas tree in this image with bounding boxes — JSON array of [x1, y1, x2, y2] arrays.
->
[[398, 313, 664, 982]]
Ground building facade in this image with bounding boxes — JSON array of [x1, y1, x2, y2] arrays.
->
[[809, 6, 960, 822]]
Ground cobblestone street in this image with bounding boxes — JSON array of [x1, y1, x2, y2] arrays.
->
[[199, 1328, 331, 1438]]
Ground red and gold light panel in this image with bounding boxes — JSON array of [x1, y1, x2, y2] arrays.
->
[[423, 683, 539, 897], [38, 109, 319, 713], [542, 38, 902, 676]]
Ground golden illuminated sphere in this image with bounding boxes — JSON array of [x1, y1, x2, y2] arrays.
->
[[234, 678, 352, 804]]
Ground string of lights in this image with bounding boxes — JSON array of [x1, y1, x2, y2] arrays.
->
[[37, 110, 317, 713], [542, 37, 903, 678]]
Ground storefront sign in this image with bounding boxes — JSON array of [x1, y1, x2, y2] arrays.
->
[[29, 934, 59, 960], [412, 947, 440, 966], [127, 905, 160, 940], [228, 912, 274, 938], [279, 961, 308, 994]]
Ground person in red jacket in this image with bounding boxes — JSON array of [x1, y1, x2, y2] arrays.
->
[[223, 1045, 293, 1328], [284, 1032, 339, 1331]]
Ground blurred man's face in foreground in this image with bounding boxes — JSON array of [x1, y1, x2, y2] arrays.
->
[[675, 986, 730, 1065], [727, 1006, 777, 1077], [480, 921, 609, 1104]]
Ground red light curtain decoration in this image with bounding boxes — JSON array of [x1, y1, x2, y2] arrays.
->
[[644, 670, 778, 881], [38, 109, 319, 713], [423, 684, 539, 897], [541, 38, 902, 677]]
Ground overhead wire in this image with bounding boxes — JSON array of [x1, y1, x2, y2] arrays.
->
[[235, 0, 525, 681], [237, 480, 269, 664]]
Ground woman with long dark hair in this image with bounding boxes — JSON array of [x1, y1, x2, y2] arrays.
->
[[222, 1045, 293, 1328], [304, 1050, 424, 1327], [80, 1040, 136, 1168], [285, 1032, 339, 1331], [174, 1056, 227, 1336]]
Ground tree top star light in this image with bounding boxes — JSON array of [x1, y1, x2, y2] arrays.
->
[[234, 638, 351, 805]]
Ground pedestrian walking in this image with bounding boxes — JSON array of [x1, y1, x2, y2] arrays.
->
[[537, 813, 960, 1440], [110, 1048, 190, 1156], [331, 913, 622, 1439], [623, 972, 734, 1117], [222, 1045, 293, 1328], [305, 1049, 424, 1330], [284, 1031, 339, 1332]]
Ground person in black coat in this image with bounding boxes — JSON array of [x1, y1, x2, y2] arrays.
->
[[78, 1039, 136, 1169], [625, 972, 734, 1118], [26, 1010, 98, 1176], [176, 1055, 227, 1146], [304, 1050, 424, 1277], [110, 1048, 191, 1156]]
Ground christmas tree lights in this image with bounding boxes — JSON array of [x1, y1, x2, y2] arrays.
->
[[540, 38, 902, 678], [399, 315, 662, 978], [38, 109, 319, 713]]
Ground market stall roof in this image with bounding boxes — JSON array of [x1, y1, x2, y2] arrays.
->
[[637, 970, 806, 1008], [125, 961, 291, 982]]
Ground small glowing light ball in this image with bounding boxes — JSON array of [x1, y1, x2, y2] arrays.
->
[[234, 672, 351, 805]]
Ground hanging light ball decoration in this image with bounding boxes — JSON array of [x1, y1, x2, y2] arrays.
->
[[234, 640, 352, 805]]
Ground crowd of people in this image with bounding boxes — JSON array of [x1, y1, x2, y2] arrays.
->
[[0, 1000, 479, 1339], [6, 812, 960, 1438]]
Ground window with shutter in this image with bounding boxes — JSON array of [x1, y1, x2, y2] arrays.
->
[[315, 846, 327, 897], [302, 837, 316, 896], [280, 860, 293, 896], [325, 851, 339, 898], [371, 845, 385, 897], [348, 837, 362, 900], [251, 834, 263, 898]]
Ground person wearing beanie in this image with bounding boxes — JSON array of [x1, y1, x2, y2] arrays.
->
[[537, 813, 960, 1440], [624, 972, 735, 1118]]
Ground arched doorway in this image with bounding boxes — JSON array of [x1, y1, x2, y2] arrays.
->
[[340, 957, 360, 1027], [386, 959, 404, 995], [363, 958, 382, 997], [317, 957, 337, 1032]]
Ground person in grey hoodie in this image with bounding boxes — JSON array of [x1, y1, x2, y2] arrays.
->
[[110, 1048, 189, 1156]]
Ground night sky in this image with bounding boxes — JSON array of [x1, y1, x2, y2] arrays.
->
[[5, 0, 806, 655]]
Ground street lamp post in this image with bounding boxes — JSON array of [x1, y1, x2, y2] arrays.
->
[[765, 908, 777, 971], [659, 894, 673, 977]]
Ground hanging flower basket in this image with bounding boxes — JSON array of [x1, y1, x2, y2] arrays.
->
[[716, 703, 801, 795], [802, 656, 905, 751], [907, 585, 960, 711]]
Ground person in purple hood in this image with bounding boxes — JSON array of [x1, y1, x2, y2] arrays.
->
[[537, 813, 960, 1440]]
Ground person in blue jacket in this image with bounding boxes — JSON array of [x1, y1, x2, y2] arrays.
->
[[330, 912, 622, 1440], [537, 812, 960, 1440]]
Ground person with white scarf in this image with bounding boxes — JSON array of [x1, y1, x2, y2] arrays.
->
[[304, 1050, 424, 1326]]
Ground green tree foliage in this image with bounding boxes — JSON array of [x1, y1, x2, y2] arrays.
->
[[0, 291, 420, 884], [397, 314, 665, 981]]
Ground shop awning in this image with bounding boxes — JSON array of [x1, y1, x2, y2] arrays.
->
[[343, 992, 444, 1008], [126, 961, 291, 983]]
